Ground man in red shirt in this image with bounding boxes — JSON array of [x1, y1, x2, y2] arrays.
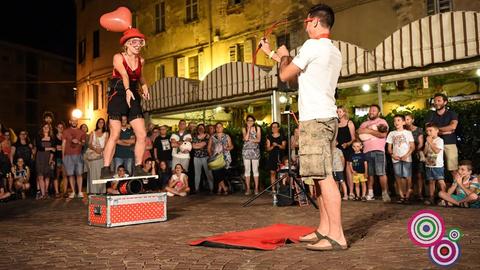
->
[[62, 118, 87, 198]]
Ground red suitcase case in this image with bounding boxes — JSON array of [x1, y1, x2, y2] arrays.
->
[[88, 193, 167, 227]]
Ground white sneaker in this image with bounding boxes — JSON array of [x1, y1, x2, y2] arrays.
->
[[382, 192, 391, 202], [68, 192, 76, 199], [365, 195, 375, 201], [77, 192, 84, 198], [166, 192, 174, 197]]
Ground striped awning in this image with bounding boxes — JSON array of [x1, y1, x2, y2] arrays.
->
[[290, 40, 373, 78], [145, 11, 480, 113], [373, 11, 480, 71], [198, 62, 275, 101], [290, 11, 479, 77], [143, 63, 275, 113], [142, 77, 199, 112]]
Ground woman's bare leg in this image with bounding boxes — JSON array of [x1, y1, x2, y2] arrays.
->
[[129, 118, 146, 167], [103, 120, 121, 167], [38, 176, 45, 196]]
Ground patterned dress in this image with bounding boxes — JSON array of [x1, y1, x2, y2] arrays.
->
[[242, 127, 260, 160], [212, 134, 232, 169]]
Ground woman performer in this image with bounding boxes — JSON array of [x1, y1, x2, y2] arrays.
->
[[100, 28, 150, 179]]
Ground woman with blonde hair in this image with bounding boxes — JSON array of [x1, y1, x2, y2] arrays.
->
[[336, 105, 356, 200], [101, 28, 150, 179], [208, 122, 234, 195]]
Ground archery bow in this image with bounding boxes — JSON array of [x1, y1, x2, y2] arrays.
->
[[251, 19, 289, 80]]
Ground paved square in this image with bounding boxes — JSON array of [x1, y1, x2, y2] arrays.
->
[[0, 195, 478, 269]]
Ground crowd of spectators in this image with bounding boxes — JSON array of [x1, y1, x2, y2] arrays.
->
[[333, 93, 479, 208], [1, 92, 478, 208]]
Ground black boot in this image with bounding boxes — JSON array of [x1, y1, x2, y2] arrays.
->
[[133, 165, 148, 176], [100, 166, 113, 179]]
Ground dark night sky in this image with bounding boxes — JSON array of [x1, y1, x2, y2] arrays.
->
[[0, 0, 76, 59]]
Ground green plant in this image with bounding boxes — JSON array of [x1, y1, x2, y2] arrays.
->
[[448, 102, 480, 171]]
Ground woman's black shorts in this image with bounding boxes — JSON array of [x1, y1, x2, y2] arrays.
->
[[107, 78, 144, 122]]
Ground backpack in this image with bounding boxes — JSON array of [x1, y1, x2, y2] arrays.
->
[[276, 184, 294, 207]]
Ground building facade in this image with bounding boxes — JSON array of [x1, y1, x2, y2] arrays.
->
[[0, 41, 75, 134], [76, 0, 480, 129]]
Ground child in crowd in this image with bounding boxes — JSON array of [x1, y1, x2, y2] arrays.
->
[[158, 160, 172, 190], [386, 115, 415, 203], [333, 146, 348, 200], [107, 165, 129, 195], [142, 158, 158, 191], [11, 158, 31, 199], [439, 160, 480, 208], [166, 164, 190, 197], [424, 123, 447, 206], [349, 141, 368, 201], [303, 177, 315, 197], [278, 156, 296, 185], [274, 156, 294, 205], [142, 157, 156, 175]]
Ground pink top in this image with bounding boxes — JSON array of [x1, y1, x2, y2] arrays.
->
[[171, 173, 187, 190], [359, 118, 389, 153], [112, 54, 142, 81]]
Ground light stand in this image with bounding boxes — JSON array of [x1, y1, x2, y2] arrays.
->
[[242, 102, 318, 208]]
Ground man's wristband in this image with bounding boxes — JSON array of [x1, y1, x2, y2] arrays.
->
[[268, 50, 276, 59], [125, 88, 131, 91]]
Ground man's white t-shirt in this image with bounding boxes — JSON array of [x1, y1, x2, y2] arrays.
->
[[292, 38, 342, 121], [170, 132, 192, 159], [386, 130, 414, 163]]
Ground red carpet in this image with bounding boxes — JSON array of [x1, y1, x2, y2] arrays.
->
[[189, 224, 315, 250]]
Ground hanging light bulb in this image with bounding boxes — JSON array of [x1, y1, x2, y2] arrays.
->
[[362, 84, 371, 92]]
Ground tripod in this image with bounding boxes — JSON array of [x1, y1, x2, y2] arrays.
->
[[242, 108, 318, 209]]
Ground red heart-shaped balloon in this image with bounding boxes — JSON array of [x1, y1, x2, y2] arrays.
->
[[100, 7, 132, 32]]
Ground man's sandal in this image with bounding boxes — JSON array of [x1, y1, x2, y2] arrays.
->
[[306, 236, 348, 251], [299, 231, 326, 242]]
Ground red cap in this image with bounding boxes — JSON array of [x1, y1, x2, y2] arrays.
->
[[119, 28, 145, 45]]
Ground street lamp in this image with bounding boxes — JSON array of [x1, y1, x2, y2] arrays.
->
[[279, 95, 288, 104], [362, 84, 371, 92], [72, 109, 83, 119]]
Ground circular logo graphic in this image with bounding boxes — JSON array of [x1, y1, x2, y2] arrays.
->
[[408, 210, 445, 247], [446, 228, 462, 242], [429, 237, 461, 267]]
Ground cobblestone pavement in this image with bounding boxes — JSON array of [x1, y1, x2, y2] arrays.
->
[[0, 193, 478, 270]]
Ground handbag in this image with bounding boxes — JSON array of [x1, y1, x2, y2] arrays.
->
[[207, 153, 225, 170], [84, 148, 102, 161], [84, 133, 103, 161]]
